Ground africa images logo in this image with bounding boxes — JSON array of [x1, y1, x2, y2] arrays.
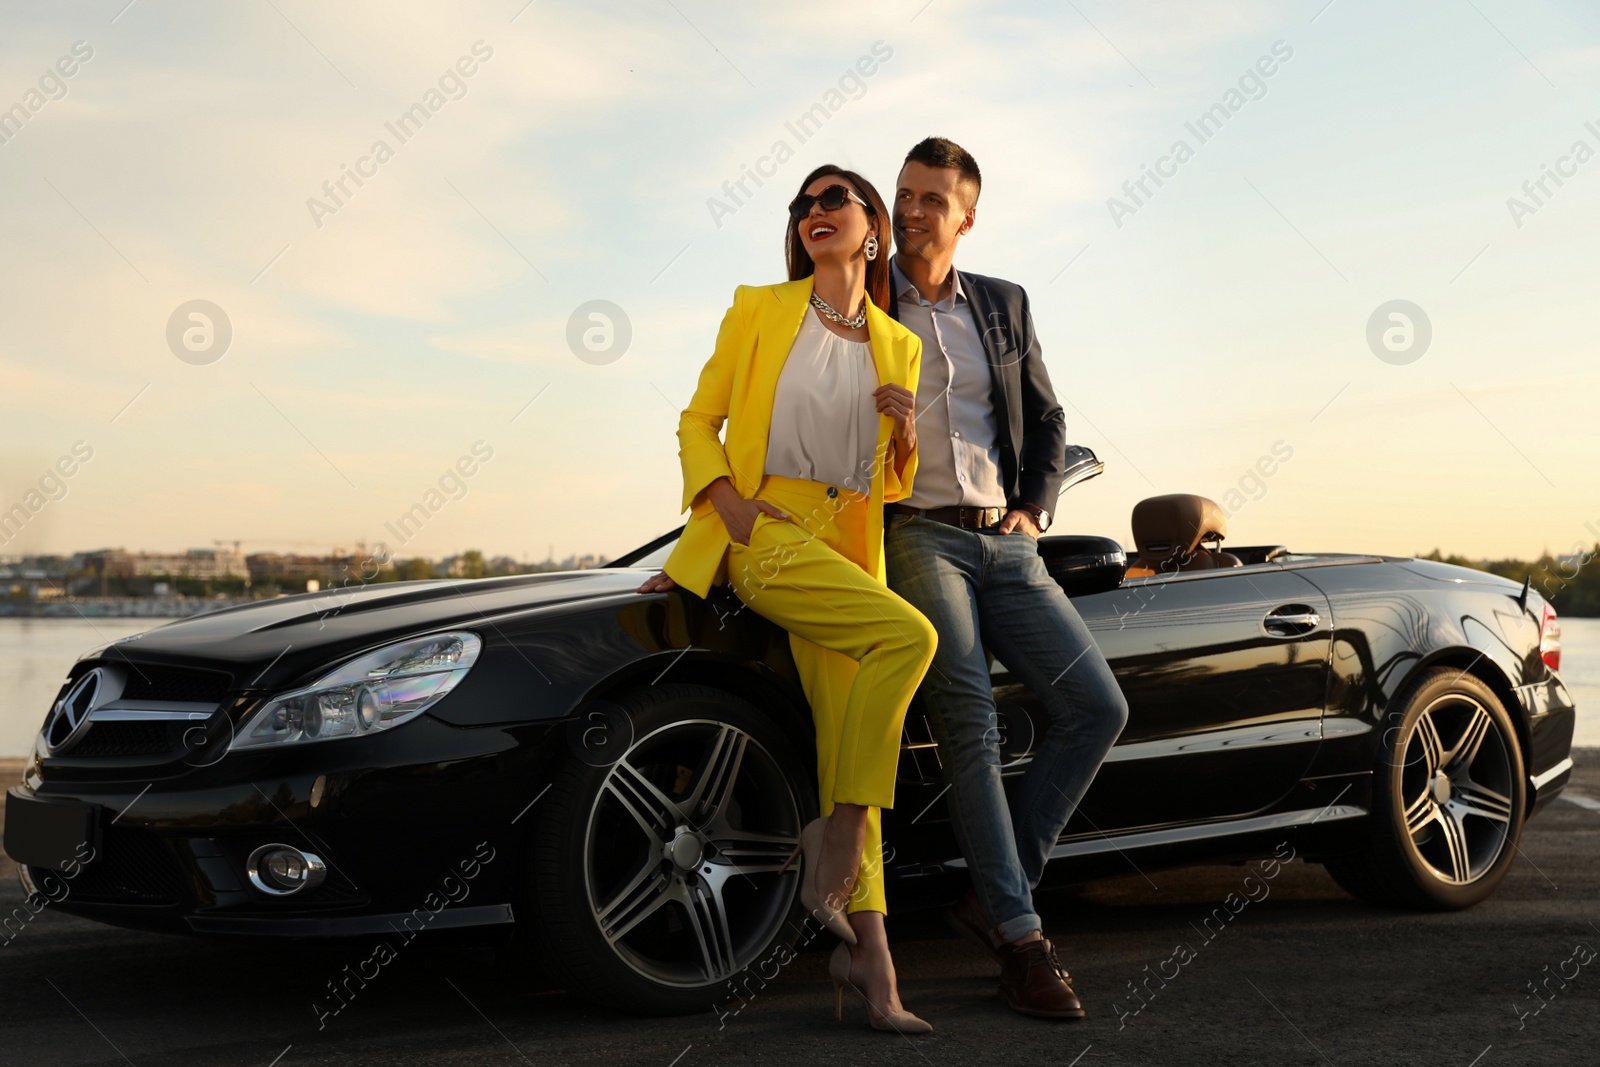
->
[[304, 41, 495, 229], [705, 41, 894, 229], [1107, 41, 1294, 228]]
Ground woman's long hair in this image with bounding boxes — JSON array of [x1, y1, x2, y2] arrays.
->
[[784, 165, 892, 313]]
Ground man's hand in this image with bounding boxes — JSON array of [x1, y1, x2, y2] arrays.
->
[[996, 509, 1041, 539], [636, 572, 678, 594]]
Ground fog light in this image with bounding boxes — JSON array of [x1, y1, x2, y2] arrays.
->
[[246, 843, 328, 896]]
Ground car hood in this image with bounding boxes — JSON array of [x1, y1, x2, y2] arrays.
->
[[80, 569, 651, 692]]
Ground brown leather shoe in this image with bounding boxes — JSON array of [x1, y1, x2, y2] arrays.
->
[[943, 889, 1004, 964], [996, 937, 1085, 1019]]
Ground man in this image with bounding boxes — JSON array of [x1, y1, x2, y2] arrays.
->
[[882, 137, 1129, 1019]]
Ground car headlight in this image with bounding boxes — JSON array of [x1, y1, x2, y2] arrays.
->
[[231, 632, 481, 751]]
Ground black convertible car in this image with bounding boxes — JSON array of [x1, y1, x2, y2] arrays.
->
[[4, 477, 1577, 1015]]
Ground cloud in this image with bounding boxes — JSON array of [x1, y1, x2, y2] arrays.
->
[[1, 0, 1596, 561]]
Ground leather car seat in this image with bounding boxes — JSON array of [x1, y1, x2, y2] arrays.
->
[[1124, 494, 1244, 578]]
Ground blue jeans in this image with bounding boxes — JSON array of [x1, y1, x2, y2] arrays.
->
[[884, 514, 1129, 945]]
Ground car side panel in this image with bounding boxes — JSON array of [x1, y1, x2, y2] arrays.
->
[[1028, 567, 1333, 833], [1291, 561, 1573, 792]]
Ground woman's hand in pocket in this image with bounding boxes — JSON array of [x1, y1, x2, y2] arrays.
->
[[720, 498, 791, 546], [706, 478, 788, 546]]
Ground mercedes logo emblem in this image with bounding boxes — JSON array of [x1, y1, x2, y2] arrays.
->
[[43, 666, 123, 754]]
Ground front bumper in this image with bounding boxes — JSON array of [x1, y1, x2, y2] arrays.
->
[[6, 716, 557, 937]]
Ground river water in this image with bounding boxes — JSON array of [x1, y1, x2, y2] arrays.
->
[[1, 616, 1596, 758]]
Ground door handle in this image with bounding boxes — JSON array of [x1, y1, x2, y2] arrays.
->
[[1263, 605, 1321, 637]]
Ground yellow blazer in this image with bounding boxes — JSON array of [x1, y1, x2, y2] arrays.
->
[[663, 277, 923, 597]]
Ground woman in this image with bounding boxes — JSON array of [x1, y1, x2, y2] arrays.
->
[[636, 166, 936, 1033]]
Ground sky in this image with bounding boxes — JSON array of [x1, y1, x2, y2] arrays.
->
[[0, 0, 1597, 565]]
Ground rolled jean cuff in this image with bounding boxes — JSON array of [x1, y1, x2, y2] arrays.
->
[[994, 911, 1041, 946]]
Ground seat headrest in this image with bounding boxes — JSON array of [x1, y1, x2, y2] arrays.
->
[[1131, 494, 1229, 561]]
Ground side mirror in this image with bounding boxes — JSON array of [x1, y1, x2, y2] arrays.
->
[[1037, 535, 1127, 598], [1057, 445, 1105, 499]]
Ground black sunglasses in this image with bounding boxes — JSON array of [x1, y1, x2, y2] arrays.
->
[[788, 183, 873, 222]]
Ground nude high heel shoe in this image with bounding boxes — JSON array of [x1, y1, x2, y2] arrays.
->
[[780, 817, 857, 945], [828, 943, 933, 1034]]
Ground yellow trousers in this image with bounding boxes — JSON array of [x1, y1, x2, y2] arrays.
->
[[726, 475, 936, 914]]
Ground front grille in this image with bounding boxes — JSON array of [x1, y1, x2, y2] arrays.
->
[[38, 827, 186, 905], [118, 664, 232, 704], [68, 721, 181, 759]]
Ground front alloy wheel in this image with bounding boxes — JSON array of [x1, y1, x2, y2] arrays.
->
[[528, 684, 808, 1013]]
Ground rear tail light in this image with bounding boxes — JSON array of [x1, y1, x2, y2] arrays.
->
[[1539, 601, 1561, 672]]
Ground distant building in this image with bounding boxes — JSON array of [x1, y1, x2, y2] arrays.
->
[[0, 555, 69, 599], [75, 548, 136, 578], [6, 543, 613, 599], [247, 547, 393, 586], [70, 547, 247, 580], [136, 548, 249, 580]]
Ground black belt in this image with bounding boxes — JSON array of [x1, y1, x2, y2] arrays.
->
[[888, 503, 1004, 530]]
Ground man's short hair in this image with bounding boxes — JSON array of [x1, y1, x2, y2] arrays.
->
[[902, 136, 981, 206]]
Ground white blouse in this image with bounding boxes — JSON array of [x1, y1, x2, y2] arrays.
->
[[764, 307, 879, 492]]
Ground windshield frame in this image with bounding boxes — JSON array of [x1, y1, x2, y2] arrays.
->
[[605, 526, 684, 569]]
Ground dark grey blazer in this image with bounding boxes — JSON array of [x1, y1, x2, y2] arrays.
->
[[888, 268, 1069, 516]]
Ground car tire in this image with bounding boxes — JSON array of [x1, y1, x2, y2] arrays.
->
[[525, 683, 812, 1014], [1324, 667, 1526, 910]]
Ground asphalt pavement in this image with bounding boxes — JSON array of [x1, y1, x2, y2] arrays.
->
[[2, 753, 1597, 1067]]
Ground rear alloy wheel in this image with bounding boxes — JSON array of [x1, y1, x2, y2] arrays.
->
[[1325, 667, 1525, 909], [527, 684, 809, 1013]]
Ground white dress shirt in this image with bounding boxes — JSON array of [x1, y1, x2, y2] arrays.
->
[[763, 306, 879, 492]]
